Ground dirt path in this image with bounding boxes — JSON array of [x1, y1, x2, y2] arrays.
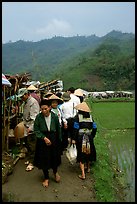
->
[[2, 151, 97, 202]]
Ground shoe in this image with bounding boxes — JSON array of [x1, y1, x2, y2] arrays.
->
[[42, 179, 49, 187], [78, 175, 86, 180]]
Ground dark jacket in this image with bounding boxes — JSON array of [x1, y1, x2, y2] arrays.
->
[[33, 111, 62, 170]]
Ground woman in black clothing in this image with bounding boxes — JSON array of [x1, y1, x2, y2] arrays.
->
[[72, 102, 97, 180], [33, 99, 62, 187]]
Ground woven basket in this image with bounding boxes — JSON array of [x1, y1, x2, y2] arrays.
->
[[14, 121, 25, 138]]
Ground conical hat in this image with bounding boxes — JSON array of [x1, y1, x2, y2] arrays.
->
[[48, 94, 63, 104], [44, 91, 53, 98], [27, 85, 38, 91], [14, 121, 25, 138], [74, 102, 91, 112], [74, 89, 83, 96]]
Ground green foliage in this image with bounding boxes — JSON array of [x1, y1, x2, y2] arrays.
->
[[2, 31, 135, 91]]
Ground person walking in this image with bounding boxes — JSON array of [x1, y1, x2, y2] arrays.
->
[[60, 87, 80, 146], [48, 94, 63, 126], [33, 99, 62, 188], [27, 85, 41, 105], [74, 89, 84, 103], [68, 87, 81, 107], [72, 101, 97, 180], [59, 92, 76, 150]]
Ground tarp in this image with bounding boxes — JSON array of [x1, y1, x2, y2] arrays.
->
[[22, 80, 40, 86], [2, 73, 11, 86]]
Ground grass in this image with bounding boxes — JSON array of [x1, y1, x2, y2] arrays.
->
[[86, 99, 135, 202], [87, 100, 135, 129]]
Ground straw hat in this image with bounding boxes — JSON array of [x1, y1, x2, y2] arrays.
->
[[44, 91, 53, 98], [74, 102, 91, 112], [14, 121, 25, 138], [48, 94, 63, 104], [74, 89, 83, 96], [62, 92, 71, 101], [27, 85, 38, 91]]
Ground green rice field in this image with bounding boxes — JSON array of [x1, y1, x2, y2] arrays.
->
[[88, 101, 135, 130], [87, 100, 135, 202]]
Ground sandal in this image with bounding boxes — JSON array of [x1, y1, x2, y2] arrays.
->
[[55, 173, 61, 183], [78, 175, 86, 180], [26, 163, 34, 171], [42, 179, 49, 188]]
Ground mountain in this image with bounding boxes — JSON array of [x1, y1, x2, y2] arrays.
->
[[2, 30, 135, 91]]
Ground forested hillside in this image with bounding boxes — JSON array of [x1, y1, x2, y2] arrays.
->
[[2, 30, 135, 91]]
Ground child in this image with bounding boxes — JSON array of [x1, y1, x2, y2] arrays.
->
[[48, 94, 63, 126]]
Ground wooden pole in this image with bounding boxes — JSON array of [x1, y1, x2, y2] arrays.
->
[[2, 85, 6, 151], [6, 88, 12, 152]]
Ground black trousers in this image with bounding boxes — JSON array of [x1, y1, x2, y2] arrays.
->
[[43, 167, 57, 179]]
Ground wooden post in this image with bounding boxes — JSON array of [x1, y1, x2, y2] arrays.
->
[[2, 85, 6, 151], [6, 104, 11, 152]]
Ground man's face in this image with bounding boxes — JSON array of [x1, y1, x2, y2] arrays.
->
[[20, 93, 28, 101]]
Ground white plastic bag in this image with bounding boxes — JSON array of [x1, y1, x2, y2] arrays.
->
[[66, 144, 77, 165]]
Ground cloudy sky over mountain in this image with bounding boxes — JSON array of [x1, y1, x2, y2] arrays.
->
[[2, 2, 135, 43]]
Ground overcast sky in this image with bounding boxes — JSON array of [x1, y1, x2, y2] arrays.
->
[[2, 2, 135, 43]]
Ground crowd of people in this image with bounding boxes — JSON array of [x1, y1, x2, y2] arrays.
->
[[14, 85, 97, 188]]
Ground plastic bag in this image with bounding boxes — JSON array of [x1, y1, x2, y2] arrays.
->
[[66, 144, 77, 165]]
